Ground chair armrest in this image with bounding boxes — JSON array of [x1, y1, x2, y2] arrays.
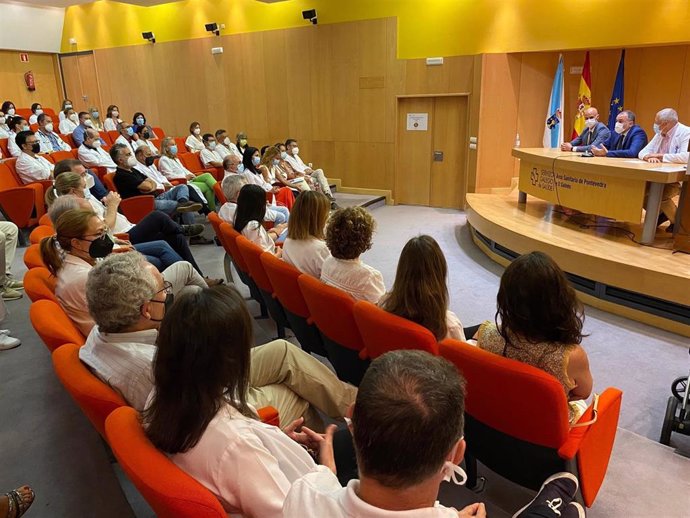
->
[[257, 406, 279, 427]]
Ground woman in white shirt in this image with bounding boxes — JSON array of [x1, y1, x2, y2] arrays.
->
[[1, 101, 16, 119], [144, 286, 352, 518], [88, 107, 104, 131], [379, 235, 470, 342], [58, 99, 73, 121], [59, 109, 79, 135], [283, 191, 331, 278], [321, 206, 385, 304], [258, 146, 310, 192], [28, 103, 43, 125], [234, 184, 286, 255], [159, 137, 218, 210], [133, 125, 159, 155], [103, 105, 122, 132], [185, 121, 205, 152]]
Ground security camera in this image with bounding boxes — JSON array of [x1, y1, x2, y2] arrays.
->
[[142, 32, 156, 44], [302, 9, 317, 25], [205, 22, 220, 36]]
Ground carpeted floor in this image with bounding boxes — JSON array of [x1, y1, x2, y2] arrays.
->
[[2, 201, 689, 517]]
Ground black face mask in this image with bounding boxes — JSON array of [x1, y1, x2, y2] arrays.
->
[[86, 234, 114, 258], [31, 142, 40, 154], [145, 156, 156, 167], [148, 293, 174, 322], [142, 131, 150, 139]]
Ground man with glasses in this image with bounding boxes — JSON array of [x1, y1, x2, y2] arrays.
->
[[14, 130, 54, 184]]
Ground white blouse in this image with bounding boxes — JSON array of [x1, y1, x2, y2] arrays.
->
[[59, 118, 77, 135], [132, 138, 158, 155], [185, 134, 205, 152], [170, 404, 317, 518], [282, 238, 331, 278], [103, 118, 121, 132], [241, 220, 275, 253], [158, 155, 191, 180], [200, 148, 223, 167], [320, 256, 386, 303]]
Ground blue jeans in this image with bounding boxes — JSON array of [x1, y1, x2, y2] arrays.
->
[[155, 185, 195, 224], [133, 240, 183, 271], [269, 205, 290, 225]]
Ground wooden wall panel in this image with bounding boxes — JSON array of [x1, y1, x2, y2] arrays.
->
[[0, 50, 62, 111]]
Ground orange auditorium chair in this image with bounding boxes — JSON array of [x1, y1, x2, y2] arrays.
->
[[174, 137, 187, 153], [47, 150, 74, 165], [99, 131, 113, 146], [152, 127, 166, 139], [353, 301, 439, 359], [261, 253, 327, 356], [0, 162, 45, 229], [52, 343, 127, 438], [105, 406, 232, 517], [61, 133, 76, 148], [24, 267, 57, 303], [298, 275, 369, 385], [213, 182, 227, 205], [102, 173, 117, 192], [120, 195, 155, 224], [23, 244, 45, 269], [30, 299, 86, 351], [30, 123, 38, 132], [236, 236, 289, 338], [438, 338, 622, 508], [0, 138, 9, 157], [107, 130, 120, 143], [39, 213, 52, 226], [43, 108, 57, 119], [29, 224, 54, 244], [179, 152, 222, 181], [4, 157, 53, 198]]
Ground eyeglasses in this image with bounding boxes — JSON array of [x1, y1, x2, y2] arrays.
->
[[150, 281, 173, 300]]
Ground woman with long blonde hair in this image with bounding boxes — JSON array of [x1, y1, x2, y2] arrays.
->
[[282, 191, 331, 277], [259, 146, 309, 192]]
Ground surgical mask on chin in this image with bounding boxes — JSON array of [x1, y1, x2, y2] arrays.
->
[[280, 151, 287, 160], [653, 123, 661, 135], [127, 156, 138, 168], [584, 118, 596, 129], [252, 156, 261, 166], [441, 461, 467, 486], [614, 122, 625, 134], [292, 146, 300, 155], [237, 163, 245, 173], [45, 122, 54, 133]]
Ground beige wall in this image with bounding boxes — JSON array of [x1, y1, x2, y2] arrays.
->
[[0, 50, 62, 111]]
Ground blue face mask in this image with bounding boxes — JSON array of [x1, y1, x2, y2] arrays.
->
[[91, 111, 99, 119], [272, 159, 280, 166], [136, 117, 145, 125], [252, 156, 261, 166], [126, 127, 134, 137], [169, 145, 178, 155], [653, 123, 661, 135], [237, 163, 245, 173]]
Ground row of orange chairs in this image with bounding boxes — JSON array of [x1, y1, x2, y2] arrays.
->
[[210, 213, 623, 507]]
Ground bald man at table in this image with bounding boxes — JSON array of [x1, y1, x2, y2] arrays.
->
[[591, 110, 648, 158], [561, 107, 611, 153]]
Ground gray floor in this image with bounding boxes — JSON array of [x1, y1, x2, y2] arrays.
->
[[2, 200, 690, 517]]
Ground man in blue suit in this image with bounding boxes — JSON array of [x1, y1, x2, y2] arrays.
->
[[561, 106, 611, 152], [591, 110, 648, 158]]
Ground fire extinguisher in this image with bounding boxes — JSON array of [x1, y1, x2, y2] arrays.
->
[[24, 71, 36, 91]]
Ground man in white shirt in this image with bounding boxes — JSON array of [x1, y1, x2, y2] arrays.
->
[[200, 133, 224, 168], [36, 113, 71, 153], [15, 131, 54, 184], [114, 122, 139, 155], [213, 129, 233, 159], [78, 128, 117, 173], [284, 138, 336, 206], [81, 252, 356, 426], [637, 108, 689, 228], [218, 174, 246, 224], [284, 350, 584, 518], [7, 117, 30, 157]]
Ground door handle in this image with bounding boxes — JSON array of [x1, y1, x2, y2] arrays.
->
[[433, 151, 444, 162]]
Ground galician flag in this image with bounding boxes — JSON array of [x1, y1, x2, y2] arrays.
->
[[571, 51, 592, 139], [543, 55, 564, 148]]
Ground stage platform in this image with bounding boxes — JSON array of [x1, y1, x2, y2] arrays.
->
[[466, 192, 690, 337]]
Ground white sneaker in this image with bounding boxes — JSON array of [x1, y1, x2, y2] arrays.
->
[[0, 329, 10, 335], [0, 334, 21, 350]]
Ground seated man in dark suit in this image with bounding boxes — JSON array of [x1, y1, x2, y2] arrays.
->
[[590, 110, 648, 158], [560, 107, 611, 153]]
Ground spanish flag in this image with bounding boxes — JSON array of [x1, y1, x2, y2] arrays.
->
[[571, 51, 592, 139]]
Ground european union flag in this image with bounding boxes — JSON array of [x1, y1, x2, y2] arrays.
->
[[607, 50, 625, 132]]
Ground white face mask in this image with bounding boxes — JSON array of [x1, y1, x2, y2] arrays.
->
[[112, 110, 119, 118], [64, 104, 72, 110], [441, 461, 467, 486], [69, 114, 78, 123], [653, 123, 661, 135], [584, 118, 597, 129], [20, 125, 29, 132], [84, 173, 95, 189], [209, 142, 217, 150], [83, 187, 92, 199], [193, 127, 201, 136], [35, 109, 43, 116], [280, 151, 287, 160], [126, 156, 138, 167], [45, 122, 54, 133], [224, 137, 231, 147], [614, 122, 626, 134], [84, 119, 94, 128], [7, 108, 15, 116], [92, 139, 102, 148], [292, 146, 299, 155]]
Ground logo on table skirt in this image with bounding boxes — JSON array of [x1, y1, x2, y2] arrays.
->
[[530, 168, 539, 186]]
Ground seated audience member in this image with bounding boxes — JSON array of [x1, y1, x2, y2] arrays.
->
[[133, 125, 159, 154], [143, 283, 357, 516], [236, 131, 249, 155], [15, 131, 54, 184], [159, 137, 217, 209], [560, 106, 610, 153], [283, 191, 331, 277], [222, 154, 244, 177], [7, 116, 29, 157], [284, 138, 337, 207], [244, 146, 295, 210], [111, 143, 202, 225], [36, 113, 71, 153], [114, 122, 139, 154], [321, 207, 385, 303], [28, 103, 43, 125], [41, 208, 210, 336], [379, 235, 470, 341], [1, 101, 16, 118], [276, 141, 317, 190], [284, 350, 585, 518], [73, 111, 99, 147], [591, 110, 648, 158], [214, 129, 240, 158], [219, 173, 288, 225], [59, 108, 79, 135], [132, 112, 157, 138], [200, 133, 224, 168], [78, 128, 117, 173], [0, 221, 23, 301], [234, 184, 286, 254], [48, 167, 206, 273], [103, 104, 122, 132], [185, 122, 205, 152], [89, 107, 104, 131], [53, 157, 108, 201], [58, 99, 73, 121], [477, 251, 593, 423], [0, 109, 9, 138], [260, 146, 310, 191]]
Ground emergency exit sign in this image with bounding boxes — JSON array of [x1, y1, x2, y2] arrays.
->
[[20, 53, 29, 63]]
